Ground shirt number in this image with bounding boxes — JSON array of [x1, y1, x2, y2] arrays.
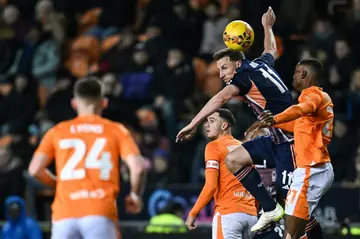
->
[[249, 61, 288, 93], [59, 138, 113, 181]]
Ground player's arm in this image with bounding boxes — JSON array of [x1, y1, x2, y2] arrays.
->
[[118, 125, 146, 198], [274, 121, 295, 133], [28, 129, 56, 188], [273, 91, 322, 124], [188, 143, 220, 218], [189, 85, 239, 128], [262, 7, 277, 59]]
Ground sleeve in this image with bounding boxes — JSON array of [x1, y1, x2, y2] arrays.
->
[[35, 129, 56, 159], [188, 142, 223, 217], [274, 121, 295, 133], [188, 169, 219, 217], [117, 124, 141, 159], [274, 90, 322, 124], [229, 74, 252, 96], [204, 142, 222, 170], [254, 53, 275, 67]]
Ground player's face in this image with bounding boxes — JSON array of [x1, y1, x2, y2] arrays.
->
[[217, 57, 238, 84], [292, 64, 308, 91], [204, 112, 225, 139]]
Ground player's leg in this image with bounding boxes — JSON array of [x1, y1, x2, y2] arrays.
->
[[284, 215, 308, 239], [304, 216, 324, 239], [225, 136, 284, 231], [51, 218, 82, 239], [242, 214, 258, 239], [284, 163, 334, 239], [273, 143, 324, 239], [78, 215, 118, 239]]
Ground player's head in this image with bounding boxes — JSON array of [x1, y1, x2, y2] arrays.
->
[[293, 58, 323, 91], [213, 48, 245, 84], [204, 108, 235, 140], [72, 78, 108, 115]]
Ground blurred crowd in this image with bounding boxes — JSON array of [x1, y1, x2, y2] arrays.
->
[[0, 0, 360, 220]]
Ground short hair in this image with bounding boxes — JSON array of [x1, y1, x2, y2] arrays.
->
[[73, 78, 104, 101], [213, 48, 245, 61], [216, 108, 236, 126], [298, 58, 323, 80]]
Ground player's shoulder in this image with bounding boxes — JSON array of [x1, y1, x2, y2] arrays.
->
[[208, 136, 241, 151], [302, 86, 323, 95], [49, 119, 74, 134], [94, 117, 131, 135]]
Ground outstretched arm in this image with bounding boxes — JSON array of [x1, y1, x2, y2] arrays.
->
[[176, 85, 239, 142], [274, 100, 318, 124], [190, 85, 239, 127], [262, 7, 277, 58]]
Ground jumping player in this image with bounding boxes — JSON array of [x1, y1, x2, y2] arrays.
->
[[177, 7, 287, 231], [185, 108, 258, 239], [28, 78, 147, 239], [259, 58, 334, 239]]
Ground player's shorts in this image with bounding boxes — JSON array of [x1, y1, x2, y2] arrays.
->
[[253, 224, 284, 239], [242, 136, 295, 201], [51, 215, 118, 239], [212, 212, 258, 239], [285, 163, 334, 220]]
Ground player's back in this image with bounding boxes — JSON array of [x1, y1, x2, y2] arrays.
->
[[42, 115, 137, 221], [209, 135, 257, 216], [230, 53, 294, 144], [294, 86, 334, 167]]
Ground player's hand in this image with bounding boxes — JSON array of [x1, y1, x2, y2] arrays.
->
[[125, 193, 143, 215], [244, 121, 269, 140], [259, 110, 275, 126], [185, 215, 197, 230], [261, 6, 276, 29], [176, 123, 197, 142]]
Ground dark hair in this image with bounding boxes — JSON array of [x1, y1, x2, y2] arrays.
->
[[298, 58, 323, 81], [213, 48, 245, 61], [73, 78, 103, 101], [216, 108, 236, 126]]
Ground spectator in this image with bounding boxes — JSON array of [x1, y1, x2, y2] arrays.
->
[[329, 117, 358, 183], [199, 1, 229, 59], [0, 145, 24, 220], [143, 24, 170, 65], [31, 26, 60, 92], [101, 72, 139, 125], [152, 48, 195, 140], [0, 74, 38, 135], [1, 196, 42, 239], [346, 69, 360, 127], [146, 201, 186, 233]]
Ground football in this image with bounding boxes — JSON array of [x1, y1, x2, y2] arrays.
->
[[223, 20, 255, 51]]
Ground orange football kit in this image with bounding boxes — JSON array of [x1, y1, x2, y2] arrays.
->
[[35, 115, 140, 238], [273, 86, 334, 220], [189, 135, 258, 239]]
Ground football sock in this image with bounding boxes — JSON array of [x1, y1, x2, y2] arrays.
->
[[233, 165, 276, 212], [304, 217, 323, 239]]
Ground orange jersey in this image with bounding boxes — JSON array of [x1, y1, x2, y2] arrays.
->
[[35, 115, 140, 221], [274, 86, 334, 167], [205, 135, 257, 216]]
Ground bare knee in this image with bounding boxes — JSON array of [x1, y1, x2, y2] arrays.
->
[[225, 145, 253, 173]]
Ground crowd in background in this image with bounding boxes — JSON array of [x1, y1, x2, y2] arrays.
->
[[0, 0, 359, 220]]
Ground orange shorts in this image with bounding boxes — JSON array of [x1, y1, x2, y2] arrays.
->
[[285, 163, 334, 220]]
